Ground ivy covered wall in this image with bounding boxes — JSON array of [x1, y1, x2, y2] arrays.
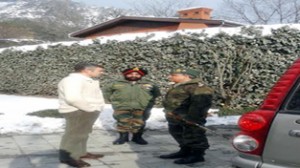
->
[[0, 26, 299, 108]]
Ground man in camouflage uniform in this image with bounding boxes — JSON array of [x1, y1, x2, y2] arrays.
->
[[104, 67, 160, 145], [159, 68, 213, 164]]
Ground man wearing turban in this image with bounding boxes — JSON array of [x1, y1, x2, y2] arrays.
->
[[104, 67, 161, 145]]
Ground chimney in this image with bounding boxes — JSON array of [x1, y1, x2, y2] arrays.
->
[[178, 7, 212, 20]]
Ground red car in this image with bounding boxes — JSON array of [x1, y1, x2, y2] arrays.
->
[[232, 58, 300, 168]]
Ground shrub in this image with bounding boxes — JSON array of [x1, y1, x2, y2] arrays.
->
[[0, 26, 299, 109]]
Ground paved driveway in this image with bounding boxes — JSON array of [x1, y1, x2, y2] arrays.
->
[[0, 126, 238, 168]]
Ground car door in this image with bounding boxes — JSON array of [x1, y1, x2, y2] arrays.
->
[[261, 79, 300, 168]]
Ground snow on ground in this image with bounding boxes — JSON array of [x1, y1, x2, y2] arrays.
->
[[0, 94, 239, 134], [1, 24, 300, 53]]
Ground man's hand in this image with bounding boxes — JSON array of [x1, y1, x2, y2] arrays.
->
[[166, 112, 212, 133], [166, 112, 176, 118], [166, 112, 183, 121]]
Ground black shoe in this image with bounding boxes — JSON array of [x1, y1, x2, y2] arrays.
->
[[159, 147, 191, 159], [174, 150, 205, 164], [113, 132, 129, 145], [132, 133, 148, 145], [174, 155, 205, 164]]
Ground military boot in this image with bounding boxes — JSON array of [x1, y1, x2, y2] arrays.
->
[[132, 132, 148, 145], [174, 150, 205, 164], [113, 132, 129, 145], [159, 147, 191, 159]]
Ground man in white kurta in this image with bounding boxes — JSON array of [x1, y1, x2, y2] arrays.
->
[[58, 62, 105, 167]]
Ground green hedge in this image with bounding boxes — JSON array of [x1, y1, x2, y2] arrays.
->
[[0, 26, 299, 108]]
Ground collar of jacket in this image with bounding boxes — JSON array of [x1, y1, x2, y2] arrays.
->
[[117, 79, 150, 84]]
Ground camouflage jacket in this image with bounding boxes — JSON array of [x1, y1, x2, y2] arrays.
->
[[103, 79, 161, 111], [163, 78, 213, 124]]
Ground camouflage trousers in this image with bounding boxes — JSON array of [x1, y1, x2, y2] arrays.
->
[[113, 110, 145, 133], [166, 117, 209, 151]]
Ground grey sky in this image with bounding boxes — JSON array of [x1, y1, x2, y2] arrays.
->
[[73, 0, 221, 10]]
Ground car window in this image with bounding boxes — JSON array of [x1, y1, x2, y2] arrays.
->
[[286, 81, 300, 111]]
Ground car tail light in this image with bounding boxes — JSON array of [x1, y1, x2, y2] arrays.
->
[[238, 113, 267, 131], [261, 60, 300, 111], [233, 110, 275, 155]]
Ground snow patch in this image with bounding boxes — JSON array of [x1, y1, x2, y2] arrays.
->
[[0, 94, 239, 134]]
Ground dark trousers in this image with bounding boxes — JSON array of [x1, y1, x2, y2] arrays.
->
[[168, 122, 209, 151], [59, 110, 100, 160]]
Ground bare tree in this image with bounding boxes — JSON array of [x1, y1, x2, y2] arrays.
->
[[218, 0, 300, 24], [128, 0, 196, 17]]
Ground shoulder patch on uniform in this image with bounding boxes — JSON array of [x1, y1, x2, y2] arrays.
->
[[142, 84, 153, 89]]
